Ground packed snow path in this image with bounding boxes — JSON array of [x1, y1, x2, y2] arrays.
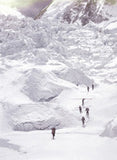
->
[[0, 129, 117, 160], [0, 1, 117, 159], [1, 84, 117, 160]]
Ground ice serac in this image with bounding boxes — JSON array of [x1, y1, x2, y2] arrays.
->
[[22, 68, 65, 102], [101, 117, 117, 137], [63, 0, 107, 25], [42, 0, 108, 25]]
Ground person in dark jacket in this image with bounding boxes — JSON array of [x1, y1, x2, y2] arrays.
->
[[86, 108, 89, 118], [51, 127, 56, 140], [82, 98, 85, 106], [87, 86, 90, 92], [92, 84, 94, 90], [79, 106, 82, 113], [81, 116, 85, 127]]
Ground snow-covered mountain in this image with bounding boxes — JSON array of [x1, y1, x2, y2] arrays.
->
[[0, 1, 117, 159], [0, 0, 117, 132], [36, 0, 117, 25], [50, 0, 107, 25]]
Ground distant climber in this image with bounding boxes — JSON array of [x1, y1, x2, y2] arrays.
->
[[79, 106, 82, 113], [86, 107, 89, 118], [92, 84, 94, 90], [82, 98, 85, 106], [51, 127, 56, 140], [81, 116, 85, 127], [87, 86, 90, 92]]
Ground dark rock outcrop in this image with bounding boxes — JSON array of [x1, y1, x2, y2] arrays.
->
[[63, 0, 108, 25]]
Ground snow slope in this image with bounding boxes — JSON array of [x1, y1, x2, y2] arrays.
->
[[0, 130, 117, 160], [0, 0, 117, 131], [0, 1, 117, 159]]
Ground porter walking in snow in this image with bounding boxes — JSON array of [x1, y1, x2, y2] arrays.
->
[[87, 86, 90, 92], [86, 108, 89, 118], [81, 116, 85, 127], [92, 84, 94, 90], [79, 106, 82, 113], [51, 127, 56, 140], [82, 98, 85, 106]]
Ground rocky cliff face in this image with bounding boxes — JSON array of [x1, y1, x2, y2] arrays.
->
[[63, 0, 108, 25], [38, 0, 117, 26]]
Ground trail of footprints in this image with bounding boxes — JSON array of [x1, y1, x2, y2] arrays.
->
[[78, 85, 94, 127]]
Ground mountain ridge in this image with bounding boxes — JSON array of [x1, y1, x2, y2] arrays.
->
[[37, 0, 117, 25]]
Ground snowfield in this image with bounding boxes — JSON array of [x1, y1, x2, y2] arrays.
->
[[0, 129, 117, 160], [0, 0, 117, 160]]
